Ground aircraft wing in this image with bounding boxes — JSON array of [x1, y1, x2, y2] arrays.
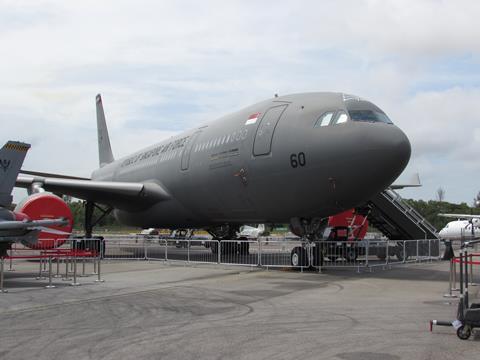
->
[[15, 175, 170, 210], [439, 213, 480, 220], [0, 218, 68, 230]]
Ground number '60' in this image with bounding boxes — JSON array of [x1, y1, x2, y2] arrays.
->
[[290, 152, 306, 168]]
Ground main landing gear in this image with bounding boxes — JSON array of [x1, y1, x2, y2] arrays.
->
[[207, 225, 250, 255], [74, 201, 111, 256], [289, 217, 326, 268]]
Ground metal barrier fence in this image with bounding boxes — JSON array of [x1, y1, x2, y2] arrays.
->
[[1, 237, 442, 293], [100, 236, 442, 271], [1, 239, 104, 293]]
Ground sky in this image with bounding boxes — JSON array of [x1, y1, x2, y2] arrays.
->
[[2, 0, 480, 204]]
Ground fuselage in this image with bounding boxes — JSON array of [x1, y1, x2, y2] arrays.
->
[[92, 92, 411, 228], [439, 220, 479, 240]]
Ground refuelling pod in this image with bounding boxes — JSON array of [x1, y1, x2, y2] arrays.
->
[[14, 193, 73, 249]]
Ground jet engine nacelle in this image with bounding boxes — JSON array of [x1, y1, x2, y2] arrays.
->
[[14, 193, 73, 249]]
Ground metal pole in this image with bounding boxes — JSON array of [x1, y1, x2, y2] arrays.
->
[[365, 239, 369, 269], [444, 259, 457, 298], [257, 239, 262, 266], [218, 241, 221, 264], [45, 256, 56, 289], [36, 257, 45, 280], [458, 249, 464, 306], [187, 240, 190, 263], [385, 240, 389, 267], [416, 240, 419, 263], [63, 257, 71, 281], [144, 237, 148, 260], [165, 239, 168, 262], [0, 257, 7, 293], [54, 256, 61, 278], [95, 254, 104, 283], [428, 239, 431, 262], [464, 248, 469, 309], [8, 254, 14, 271], [453, 260, 458, 290], [469, 254, 477, 286], [70, 250, 80, 286], [403, 241, 406, 264], [81, 257, 87, 277]]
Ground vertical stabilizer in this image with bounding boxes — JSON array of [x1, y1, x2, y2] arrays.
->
[[0, 141, 30, 207], [96, 94, 114, 167]]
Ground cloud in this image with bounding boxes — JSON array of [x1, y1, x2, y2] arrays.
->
[[1, 0, 480, 204]]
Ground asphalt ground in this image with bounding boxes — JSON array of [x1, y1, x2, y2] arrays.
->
[[0, 260, 478, 360]]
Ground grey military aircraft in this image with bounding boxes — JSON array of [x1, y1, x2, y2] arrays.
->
[[0, 141, 69, 255], [16, 92, 411, 254]]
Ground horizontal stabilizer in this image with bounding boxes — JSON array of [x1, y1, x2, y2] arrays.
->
[[390, 173, 421, 190]]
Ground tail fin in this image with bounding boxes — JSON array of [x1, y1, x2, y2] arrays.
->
[[96, 94, 114, 167], [0, 141, 30, 207]]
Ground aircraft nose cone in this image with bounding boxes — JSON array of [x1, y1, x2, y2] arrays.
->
[[376, 124, 411, 171], [363, 124, 411, 189], [336, 123, 411, 205]]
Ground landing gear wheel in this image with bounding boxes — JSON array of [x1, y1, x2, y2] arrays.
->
[[457, 325, 471, 340], [291, 247, 308, 267]]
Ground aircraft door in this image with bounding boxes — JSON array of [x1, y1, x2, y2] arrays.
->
[[181, 131, 201, 170], [253, 104, 288, 156]]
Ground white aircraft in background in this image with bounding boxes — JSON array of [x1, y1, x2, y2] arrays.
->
[[438, 214, 480, 240]]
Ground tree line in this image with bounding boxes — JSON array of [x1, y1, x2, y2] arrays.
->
[[66, 198, 480, 233]]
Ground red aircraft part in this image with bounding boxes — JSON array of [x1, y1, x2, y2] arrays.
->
[[15, 193, 73, 249], [328, 209, 368, 240]]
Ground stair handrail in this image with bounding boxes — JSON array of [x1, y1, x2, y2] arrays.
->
[[381, 190, 438, 235]]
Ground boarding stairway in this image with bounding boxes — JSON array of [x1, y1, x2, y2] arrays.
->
[[364, 189, 439, 240], [359, 189, 441, 256]]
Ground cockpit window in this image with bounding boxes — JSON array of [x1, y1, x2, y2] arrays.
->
[[334, 111, 348, 124], [314, 112, 334, 127], [348, 110, 393, 124]]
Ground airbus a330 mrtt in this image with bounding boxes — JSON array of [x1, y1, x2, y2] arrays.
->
[[15, 92, 411, 253]]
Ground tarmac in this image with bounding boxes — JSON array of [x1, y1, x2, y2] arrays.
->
[[0, 260, 478, 360]]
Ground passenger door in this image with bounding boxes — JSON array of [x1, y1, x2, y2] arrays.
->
[[253, 104, 288, 156], [181, 131, 201, 171]]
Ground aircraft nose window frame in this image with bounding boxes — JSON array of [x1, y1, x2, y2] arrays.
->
[[348, 109, 393, 124], [314, 111, 335, 128], [332, 110, 349, 125]]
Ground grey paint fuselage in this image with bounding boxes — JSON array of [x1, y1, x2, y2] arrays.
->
[[92, 92, 411, 228]]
